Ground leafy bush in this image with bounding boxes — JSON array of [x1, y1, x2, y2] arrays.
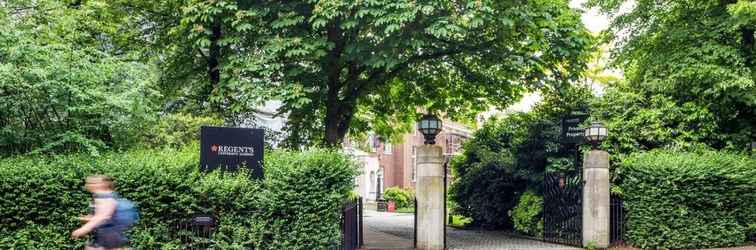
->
[[143, 113, 223, 148], [0, 146, 358, 249], [509, 190, 543, 237], [618, 149, 756, 249], [383, 187, 414, 209], [0, 13, 160, 156]]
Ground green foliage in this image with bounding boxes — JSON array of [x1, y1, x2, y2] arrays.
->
[[449, 215, 473, 228], [383, 187, 414, 209], [167, 0, 596, 146], [617, 149, 756, 249], [450, 85, 590, 229], [0, 146, 358, 249], [0, 1, 161, 156], [143, 113, 223, 148], [509, 190, 544, 237], [588, 0, 756, 153]]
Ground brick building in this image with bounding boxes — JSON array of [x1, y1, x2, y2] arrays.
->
[[364, 120, 472, 200]]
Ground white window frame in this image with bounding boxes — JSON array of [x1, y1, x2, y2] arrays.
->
[[383, 142, 392, 154]]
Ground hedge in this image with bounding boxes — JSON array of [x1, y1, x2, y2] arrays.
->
[[617, 149, 756, 249], [0, 146, 358, 249]]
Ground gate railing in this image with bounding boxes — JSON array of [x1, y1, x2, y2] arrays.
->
[[610, 195, 625, 246], [340, 197, 363, 250], [543, 172, 583, 247], [174, 215, 216, 249]]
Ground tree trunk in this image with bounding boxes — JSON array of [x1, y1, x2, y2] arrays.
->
[[324, 85, 348, 147], [742, 27, 754, 66], [206, 19, 222, 113]]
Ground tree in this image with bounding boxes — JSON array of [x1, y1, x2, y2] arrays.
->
[[449, 83, 592, 229], [587, 0, 756, 151], [0, 2, 159, 155], [171, 0, 595, 146]]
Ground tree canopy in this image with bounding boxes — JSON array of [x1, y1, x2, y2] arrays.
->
[[588, 0, 756, 152], [166, 0, 595, 146], [0, 0, 160, 155]]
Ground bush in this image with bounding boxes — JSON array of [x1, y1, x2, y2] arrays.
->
[[383, 187, 414, 209], [509, 190, 543, 237], [142, 113, 223, 149], [618, 149, 756, 249], [0, 146, 358, 249]]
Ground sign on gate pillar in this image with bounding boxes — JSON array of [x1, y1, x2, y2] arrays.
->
[[583, 150, 610, 248], [416, 145, 444, 250]]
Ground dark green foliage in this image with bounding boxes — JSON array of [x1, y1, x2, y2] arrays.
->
[[0, 146, 358, 249], [168, 0, 596, 146], [383, 187, 414, 209], [450, 85, 590, 229], [617, 149, 756, 249], [449, 117, 527, 229], [509, 190, 543, 237], [588, 0, 756, 153]]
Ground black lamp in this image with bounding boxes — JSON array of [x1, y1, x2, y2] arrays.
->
[[418, 114, 442, 145], [584, 121, 608, 150]]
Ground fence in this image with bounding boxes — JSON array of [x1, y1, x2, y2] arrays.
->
[[610, 195, 625, 246], [340, 197, 363, 250], [175, 215, 217, 249]]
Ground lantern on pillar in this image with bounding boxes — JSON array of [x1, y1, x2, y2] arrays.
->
[[418, 114, 443, 145], [584, 122, 608, 150]]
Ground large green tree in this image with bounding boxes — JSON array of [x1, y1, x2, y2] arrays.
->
[[0, 1, 160, 155], [169, 0, 595, 146], [588, 0, 756, 152]]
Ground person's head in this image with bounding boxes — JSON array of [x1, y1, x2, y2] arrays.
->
[[85, 175, 114, 193]]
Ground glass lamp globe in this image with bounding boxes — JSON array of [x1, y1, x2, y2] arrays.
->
[[418, 114, 443, 145]]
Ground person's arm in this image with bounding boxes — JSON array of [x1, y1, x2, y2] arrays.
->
[[72, 197, 116, 238]]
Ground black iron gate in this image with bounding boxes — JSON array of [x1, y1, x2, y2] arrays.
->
[[341, 198, 362, 250], [543, 147, 583, 247]]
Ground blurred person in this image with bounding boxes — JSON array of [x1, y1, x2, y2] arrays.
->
[[72, 175, 138, 250]]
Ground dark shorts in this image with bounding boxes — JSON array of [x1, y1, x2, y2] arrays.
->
[[93, 227, 129, 249]]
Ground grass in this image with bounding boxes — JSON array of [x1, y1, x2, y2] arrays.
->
[[449, 215, 472, 228], [395, 206, 415, 213]]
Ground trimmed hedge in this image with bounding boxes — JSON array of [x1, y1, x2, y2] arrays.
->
[[0, 146, 358, 249], [618, 149, 756, 249]]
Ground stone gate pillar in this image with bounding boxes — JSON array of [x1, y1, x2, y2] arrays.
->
[[416, 145, 445, 250], [583, 150, 610, 248]]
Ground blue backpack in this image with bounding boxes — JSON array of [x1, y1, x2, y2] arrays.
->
[[112, 194, 139, 229]]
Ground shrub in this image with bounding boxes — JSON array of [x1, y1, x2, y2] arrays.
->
[[618, 149, 756, 249], [0, 146, 358, 249], [383, 187, 414, 209], [509, 190, 543, 237], [143, 113, 223, 148]]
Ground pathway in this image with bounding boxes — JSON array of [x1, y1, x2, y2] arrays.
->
[[361, 210, 581, 250]]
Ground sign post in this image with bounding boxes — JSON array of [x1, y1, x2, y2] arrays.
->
[[561, 111, 588, 170], [200, 126, 264, 178]]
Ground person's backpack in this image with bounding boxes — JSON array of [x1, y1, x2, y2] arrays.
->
[[112, 194, 139, 229]]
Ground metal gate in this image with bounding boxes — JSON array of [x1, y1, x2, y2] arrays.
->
[[341, 198, 363, 250], [543, 166, 583, 246]]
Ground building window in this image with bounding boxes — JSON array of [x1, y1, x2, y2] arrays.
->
[[445, 136, 453, 154], [383, 143, 392, 154]]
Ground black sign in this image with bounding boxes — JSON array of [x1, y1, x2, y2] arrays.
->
[[561, 112, 588, 145], [200, 126, 264, 178]]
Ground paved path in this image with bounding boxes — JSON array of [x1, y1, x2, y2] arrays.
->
[[361, 210, 581, 250]]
